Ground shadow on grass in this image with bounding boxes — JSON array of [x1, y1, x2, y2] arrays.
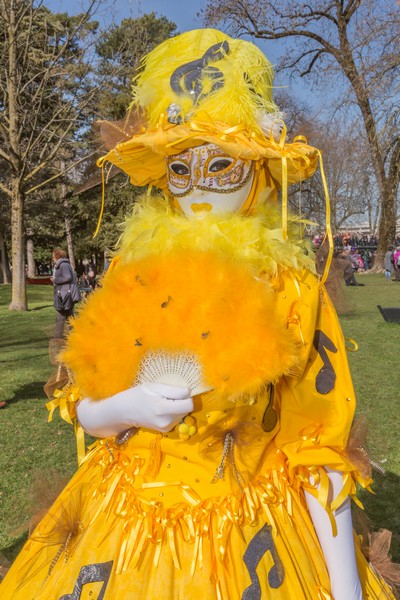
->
[[0, 326, 54, 352], [7, 381, 45, 404], [29, 305, 53, 312], [1, 531, 29, 563], [358, 469, 400, 563]]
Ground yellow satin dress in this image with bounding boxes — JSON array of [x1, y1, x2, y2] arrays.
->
[[1, 201, 395, 600]]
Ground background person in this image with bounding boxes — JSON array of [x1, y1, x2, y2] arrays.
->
[[384, 246, 395, 282], [393, 246, 400, 282], [52, 248, 81, 338]]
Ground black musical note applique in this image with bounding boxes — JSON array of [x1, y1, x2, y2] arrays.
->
[[242, 524, 284, 599], [313, 330, 337, 394], [170, 41, 229, 105], [59, 561, 113, 600], [262, 385, 278, 433]]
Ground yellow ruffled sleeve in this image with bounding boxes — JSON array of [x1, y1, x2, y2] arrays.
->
[[273, 270, 371, 501]]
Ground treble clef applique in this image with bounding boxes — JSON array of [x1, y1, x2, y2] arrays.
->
[[170, 40, 229, 105]]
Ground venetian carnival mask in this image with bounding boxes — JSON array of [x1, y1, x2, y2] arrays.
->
[[166, 143, 254, 217]]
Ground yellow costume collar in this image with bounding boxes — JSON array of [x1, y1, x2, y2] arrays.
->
[[116, 193, 316, 279]]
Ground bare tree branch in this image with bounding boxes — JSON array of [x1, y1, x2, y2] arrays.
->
[[25, 150, 98, 195], [0, 180, 12, 197], [202, 0, 400, 264]]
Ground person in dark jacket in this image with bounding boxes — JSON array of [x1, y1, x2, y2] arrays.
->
[[52, 248, 77, 338], [383, 246, 394, 282]]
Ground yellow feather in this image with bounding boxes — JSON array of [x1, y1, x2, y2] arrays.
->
[[130, 29, 277, 134], [62, 251, 301, 401], [115, 192, 316, 277]]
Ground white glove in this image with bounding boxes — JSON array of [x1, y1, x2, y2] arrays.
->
[[305, 469, 363, 600], [76, 383, 193, 437]]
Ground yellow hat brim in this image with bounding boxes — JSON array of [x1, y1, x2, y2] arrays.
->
[[97, 116, 319, 191]]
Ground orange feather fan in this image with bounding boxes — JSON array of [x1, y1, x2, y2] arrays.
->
[[62, 251, 301, 401]]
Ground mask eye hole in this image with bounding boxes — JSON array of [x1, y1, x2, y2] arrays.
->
[[169, 161, 190, 175], [208, 157, 234, 173]]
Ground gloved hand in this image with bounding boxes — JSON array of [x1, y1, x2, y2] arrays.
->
[[305, 468, 363, 600], [76, 383, 193, 437]]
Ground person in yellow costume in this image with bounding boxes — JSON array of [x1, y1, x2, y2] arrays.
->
[[1, 28, 396, 600]]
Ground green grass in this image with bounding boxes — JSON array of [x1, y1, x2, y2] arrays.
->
[[0, 275, 399, 565], [339, 273, 400, 561], [0, 285, 78, 561]]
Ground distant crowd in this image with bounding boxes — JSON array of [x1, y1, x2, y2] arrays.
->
[[332, 232, 400, 250], [312, 232, 400, 272]]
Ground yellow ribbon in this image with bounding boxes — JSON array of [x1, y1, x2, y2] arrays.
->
[[46, 383, 86, 466], [293, 135, 307, 144], [167, 526, 181, 569], [92, 160, 105, 238], [46, 384, 80, 424], [331, 472, 354, 513], [317, 587, 333, 599], [143, 434, 163, 479], [345, 337, 359, 352], [74, 420, 86, 466], [140, 481, 201, 506], [281, 155, 288, 240], [317, 149, 334, 286], [190, 527, 202, 576], [292, 276, 302, 299], [287, 311, 305, 345], [303, 466, 337, 536], [296, 423, 324, 452]]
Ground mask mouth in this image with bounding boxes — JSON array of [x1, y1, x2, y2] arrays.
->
[[190, 203, 213, 213]]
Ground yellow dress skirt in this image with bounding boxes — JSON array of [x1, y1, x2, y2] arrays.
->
[[0, 424, 394, 600], [1, 249, 395, 599]]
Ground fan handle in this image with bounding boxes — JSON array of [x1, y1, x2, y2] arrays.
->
[[115, 426, 139, 445]]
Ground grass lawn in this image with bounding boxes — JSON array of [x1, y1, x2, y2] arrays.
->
[[0, 275, 399, 567], [0, 284, 78, 562], [338, 273, 400, 562]]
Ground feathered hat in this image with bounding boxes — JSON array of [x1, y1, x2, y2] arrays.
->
[[97, 29, 319, 220]]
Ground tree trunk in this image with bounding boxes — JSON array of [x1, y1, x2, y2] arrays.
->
[[373, 184, 397, 270], [336, 30, 395, 268], [9, 180, 27, 310], [6, 1, 27, 310], [367, 197, 373, 234], [0, 221, 12, 284], [26, 234, 36, 278]]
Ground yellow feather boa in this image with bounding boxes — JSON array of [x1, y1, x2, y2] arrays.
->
[[116, 192, 316, 279]]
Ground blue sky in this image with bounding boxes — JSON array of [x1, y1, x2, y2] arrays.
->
[[44, 0, 313, 110], [46, 0, 206, 32], [45, 0, 282, 63]]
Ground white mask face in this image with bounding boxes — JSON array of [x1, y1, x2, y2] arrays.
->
[[166, 143, 254, 217]]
